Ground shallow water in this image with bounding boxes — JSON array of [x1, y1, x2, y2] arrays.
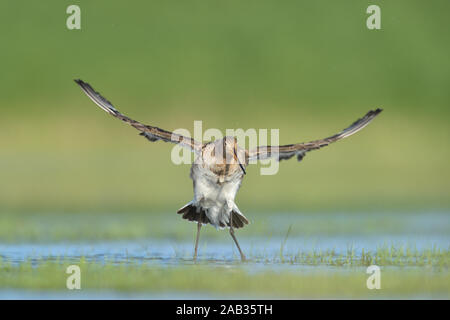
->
[[0, 234, 448, 264], [0, 289, 231, 300], [0, 211, 448, 267], [0, 212, 448, 299], [0, 289, 442, 300]]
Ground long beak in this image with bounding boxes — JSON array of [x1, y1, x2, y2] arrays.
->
[[234, 146, 246, 175]]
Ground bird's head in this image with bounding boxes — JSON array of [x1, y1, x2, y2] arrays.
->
[[202, 137, 247, 176]]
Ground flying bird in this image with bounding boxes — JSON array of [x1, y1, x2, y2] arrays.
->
[[75, 79, 382, 261]]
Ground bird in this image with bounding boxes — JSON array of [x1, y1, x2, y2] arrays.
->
[[75, 79, 382, 261]]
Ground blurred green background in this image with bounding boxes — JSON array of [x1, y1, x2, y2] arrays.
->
[[1, 0, 449, 215]]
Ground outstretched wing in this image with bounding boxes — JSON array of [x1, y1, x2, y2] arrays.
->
[[75, 79, 202, 152], [247, 109, 382, 162]]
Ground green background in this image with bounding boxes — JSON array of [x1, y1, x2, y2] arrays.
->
[[1, 0, 449, 215]]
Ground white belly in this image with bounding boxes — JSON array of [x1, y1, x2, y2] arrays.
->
[[190, 165, 243, 228]]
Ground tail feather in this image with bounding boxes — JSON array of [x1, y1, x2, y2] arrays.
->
[[229, 203, 249, 228], [177, 202, 210, 225], [177, 202, 249, 229], [230, 211, 244, 228]]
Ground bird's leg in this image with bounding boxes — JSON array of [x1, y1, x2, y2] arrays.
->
[[193, 222, 202, 261], [229, 214, 246, 261]]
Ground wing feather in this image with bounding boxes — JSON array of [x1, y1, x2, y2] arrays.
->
[[75, 79, 202, 152], [248, 109, 382, 162]]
